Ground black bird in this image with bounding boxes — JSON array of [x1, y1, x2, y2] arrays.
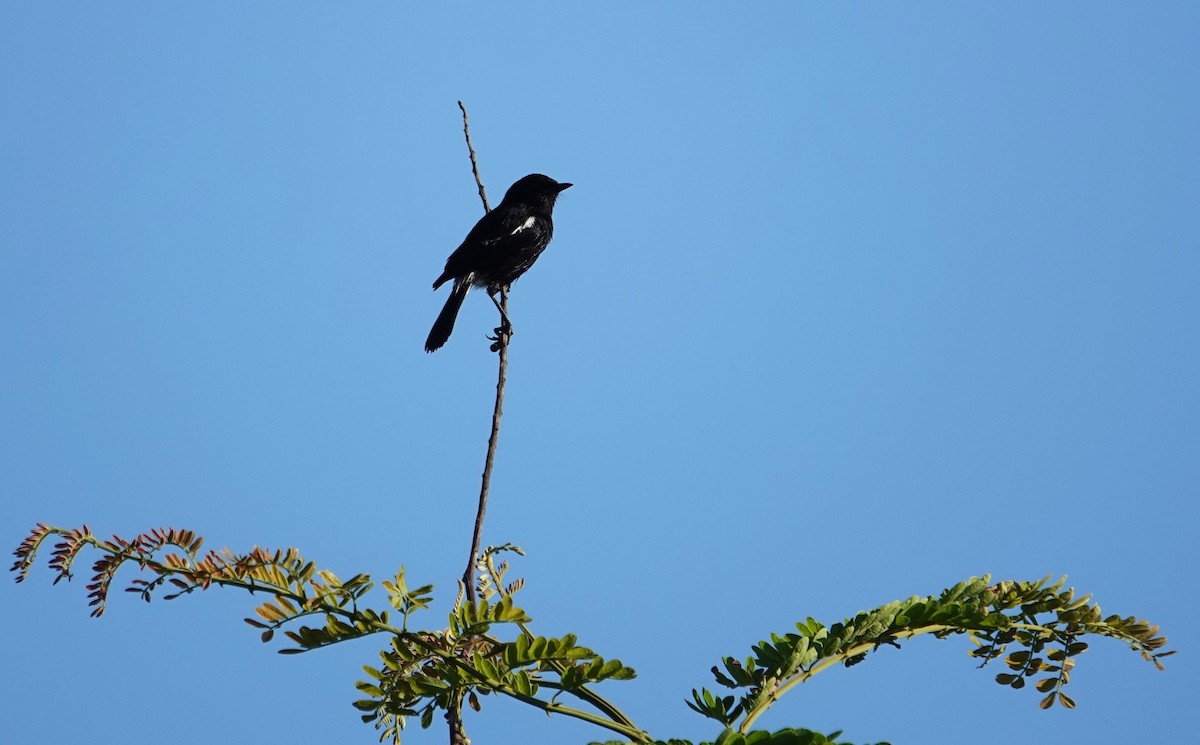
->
[[425, 173, 572, 352]]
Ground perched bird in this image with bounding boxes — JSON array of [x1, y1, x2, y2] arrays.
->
[[425, 173, 572, 352]]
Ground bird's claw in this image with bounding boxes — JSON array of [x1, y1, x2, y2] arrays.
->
[[487, 321, 514, 352]]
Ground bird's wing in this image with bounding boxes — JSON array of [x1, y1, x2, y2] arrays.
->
[[438, 206, 549, 286], [479, 208, 538, 244], [439, 208, 508, 277]]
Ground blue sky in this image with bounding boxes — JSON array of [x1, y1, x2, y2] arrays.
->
[[2, 3, 1196, 743]]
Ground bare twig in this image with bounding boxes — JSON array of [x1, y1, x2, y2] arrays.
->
[[447, 696, 468, 745], [458, 100, 490, 212], [457, 100, 508, 608], [453, 98, 513, 745], [450, 99, 505, 745]]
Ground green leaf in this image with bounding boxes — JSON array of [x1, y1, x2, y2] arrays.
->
[[512, 670, 535, 697], [512, 633, 530, 659], [473, 653, 500, 681], [714, 730, 746, 745], [275, 595, 298, 615], [1006, 650, 1030, 664], [609, 665, 637, 681]]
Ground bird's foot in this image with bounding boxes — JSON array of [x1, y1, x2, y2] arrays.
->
[[487, 320, 514, 353]]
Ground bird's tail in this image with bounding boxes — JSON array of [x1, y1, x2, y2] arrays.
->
[[425, 278, 471, 352]]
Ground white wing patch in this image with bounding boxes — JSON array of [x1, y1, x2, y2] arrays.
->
[[511, 216, 537, 235]]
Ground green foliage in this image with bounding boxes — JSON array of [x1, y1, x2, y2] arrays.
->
[[12, 527, 644, 744], [11, 525, 1172, 745], [691, 576, 1172, 733], [353, 577, 637, 744], [590, 727, 889, 745]]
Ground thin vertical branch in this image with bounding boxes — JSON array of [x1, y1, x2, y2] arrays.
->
[[446, 106, 660, 744], [458, 100, 490, 213], [466, 303, 507, 603], [446, 698, 468, 745], [449, 99, 504, 745], [457, 100, 508, 610]]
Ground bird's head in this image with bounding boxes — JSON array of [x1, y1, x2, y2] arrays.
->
[[503, 174, 573, 208]]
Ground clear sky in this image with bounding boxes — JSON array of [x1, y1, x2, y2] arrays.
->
[[2, 3, 1196, 744]]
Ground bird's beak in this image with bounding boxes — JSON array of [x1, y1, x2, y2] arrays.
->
[[555, 182, 573, 192]]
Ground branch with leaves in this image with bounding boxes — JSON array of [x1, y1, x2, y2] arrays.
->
[[11, 523, 1171, 745], [688, 575, 1171, 736], [12, 524, 644, 744]]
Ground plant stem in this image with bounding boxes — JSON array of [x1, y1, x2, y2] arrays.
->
[[736, 621, 1064, 733], [464, 290, 507, 600], [457, 99, 504, 605], [497, 687, 653, 742]]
